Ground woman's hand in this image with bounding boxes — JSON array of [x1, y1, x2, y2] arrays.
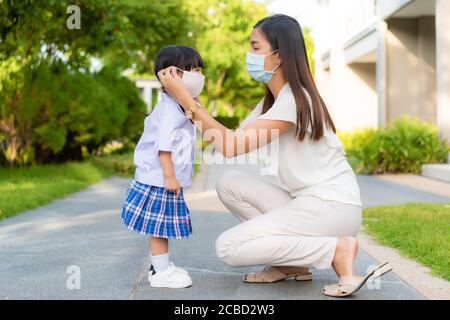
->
[[193, 96, 202, 103], [157, 66, 192, 110]]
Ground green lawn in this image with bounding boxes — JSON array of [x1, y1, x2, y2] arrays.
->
[[0, 153, 133, 221], [0, 152, 201, 221], [363, 202, 450, 281]]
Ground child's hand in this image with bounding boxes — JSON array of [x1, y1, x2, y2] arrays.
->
[[165, 176, 181, 198]]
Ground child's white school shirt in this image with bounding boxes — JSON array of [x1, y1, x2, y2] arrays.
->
[[134, 92, 196, 187]]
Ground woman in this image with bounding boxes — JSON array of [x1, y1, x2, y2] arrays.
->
[[157, 14, 392, 297]]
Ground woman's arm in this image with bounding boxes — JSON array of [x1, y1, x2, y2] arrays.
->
[[157, 67, 294, 158], [159, 151, 181, 198], [190, 105, 293, 157]]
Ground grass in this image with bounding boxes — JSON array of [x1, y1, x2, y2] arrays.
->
[[0, 152, 201, 221], [0, 161, 112, 221], [90, 152, 136, 177], [0, 152, 134, 221], [363, 202, 450, 281]]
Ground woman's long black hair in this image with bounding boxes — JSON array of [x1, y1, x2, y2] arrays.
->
[[254, 14, 336, 141], [143, 45, 204, 116]]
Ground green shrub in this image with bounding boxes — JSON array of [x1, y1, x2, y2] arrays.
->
[[340, 116, 450, 174], [214, 116, 240, 129], [1, 62, 145, 166], [90, 152, 135, 177], [338, 127, 380, 174]]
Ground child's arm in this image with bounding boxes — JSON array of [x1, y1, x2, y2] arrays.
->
[[159, 151, 181, 198]]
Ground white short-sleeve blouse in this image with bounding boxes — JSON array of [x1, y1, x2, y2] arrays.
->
[[240, 83, 362, 206], [133, 92, 196, 187]]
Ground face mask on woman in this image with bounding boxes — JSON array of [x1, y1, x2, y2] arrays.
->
[[245, 49, 281, 83], [177, 67, 205, 98]]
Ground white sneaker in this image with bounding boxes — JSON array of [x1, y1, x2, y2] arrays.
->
[[149, 262, 188, 276], [148, 262, 192, 288], [169, 262, 189, 275]]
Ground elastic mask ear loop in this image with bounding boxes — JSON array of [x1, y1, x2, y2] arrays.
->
[[265, 49, 279, 57], [267, 49, 280, 73], [270, 64, 281, 73]]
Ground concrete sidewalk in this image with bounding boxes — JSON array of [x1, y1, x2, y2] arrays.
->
[[1, 163, 449, 300]]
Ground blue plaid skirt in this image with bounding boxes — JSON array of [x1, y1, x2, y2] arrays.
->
[[120, 179, 192, 239]]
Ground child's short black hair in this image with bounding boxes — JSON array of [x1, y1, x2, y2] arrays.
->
[[154, 45, 204, 78]]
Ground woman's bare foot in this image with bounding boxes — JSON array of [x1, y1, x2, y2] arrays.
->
[[331, 236, 359, 277], [272, 266, 311, 275]]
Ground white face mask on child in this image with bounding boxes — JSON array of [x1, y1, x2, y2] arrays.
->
[[177, 67, 205, 98]]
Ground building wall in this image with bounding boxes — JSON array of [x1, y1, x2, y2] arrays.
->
[[385, 17, 436, 123], [316, 54, 378, 132], [418, 17, 437, 124], [314, 0, 449, 158], [436, 0, 450, 143], [315, 0, 379, 132]]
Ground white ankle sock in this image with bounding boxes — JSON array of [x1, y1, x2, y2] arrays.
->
[[150, 253, 170, 272]]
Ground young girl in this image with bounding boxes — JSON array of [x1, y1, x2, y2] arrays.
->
[[121, 45, 205, 289]]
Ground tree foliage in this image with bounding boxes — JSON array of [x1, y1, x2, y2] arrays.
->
[[0, 0, 316, 167], [181, 1, 316, 117], [0, 0, 190, 166]]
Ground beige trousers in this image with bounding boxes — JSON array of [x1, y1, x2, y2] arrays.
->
[[214, 170, 362, 270]]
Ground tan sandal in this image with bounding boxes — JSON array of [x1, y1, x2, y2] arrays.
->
[[322, 262, 393, 297], [243, 266, 313, 283]]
